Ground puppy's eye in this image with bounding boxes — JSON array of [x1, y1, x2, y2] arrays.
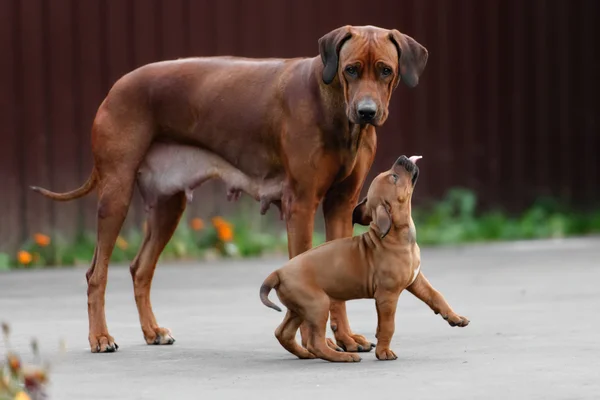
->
[[391, 174, 398, 183], [345, 65, 358, 76], [381, 67, 393, 77]]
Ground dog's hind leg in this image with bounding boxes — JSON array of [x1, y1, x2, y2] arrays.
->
[[305, 298, 361, 363], [87, 170, 138, 353], [85, 107, 156, 353], [130, 192, 187, 345], [275, 311, 315, 359]]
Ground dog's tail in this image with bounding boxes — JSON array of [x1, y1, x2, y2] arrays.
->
[[259, 271, 282, 312], [30, 168, 98, 201]]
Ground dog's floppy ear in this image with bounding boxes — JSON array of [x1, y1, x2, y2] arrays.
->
[[388, 30, 428, 89], [352, 197, 370, 226], [374, 204, 392, 239], [318, 26, 353, 84]]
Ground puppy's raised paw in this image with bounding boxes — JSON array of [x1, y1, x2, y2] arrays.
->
[[445, 313, 470, 327]]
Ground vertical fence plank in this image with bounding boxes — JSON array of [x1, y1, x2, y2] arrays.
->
[[46, 0, 79, 240], [581, 0, 599, 206], [19, 0, 53, 241], [0, 0, 21, 251]]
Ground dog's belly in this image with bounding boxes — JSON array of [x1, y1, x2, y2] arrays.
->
[[137, 142, 284, 215]]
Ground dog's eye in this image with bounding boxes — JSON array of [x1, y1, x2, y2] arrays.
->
[[381, 67, 393, 77], [345, 65, 358, 76], [391, 174, 398, 183]]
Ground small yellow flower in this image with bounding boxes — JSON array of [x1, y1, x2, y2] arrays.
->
[[190, 218, 204, 231], [17, 250, 33, 265], [33, 233, 51, 247], [15, 391, 32, 400], [115, 236, 128, 250]]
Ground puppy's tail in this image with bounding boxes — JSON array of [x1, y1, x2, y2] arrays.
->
[[260, 271, 282, 312], [30, 168, 98, 201]]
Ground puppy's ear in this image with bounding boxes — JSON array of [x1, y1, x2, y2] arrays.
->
[[374, 204, 392, 239], [318, 26, 353, 84], [352, 197, 370, 226], [388, 30, 428, 89]]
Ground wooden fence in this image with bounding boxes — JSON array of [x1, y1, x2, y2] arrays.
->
[[1, 0, 598, 251]]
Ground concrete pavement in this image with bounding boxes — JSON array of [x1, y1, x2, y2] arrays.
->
[[1, 237, 599, 399]]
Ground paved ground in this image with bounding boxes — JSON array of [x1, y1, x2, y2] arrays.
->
[[1, 237, 599, 399]]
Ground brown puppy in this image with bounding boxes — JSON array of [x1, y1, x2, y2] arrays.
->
[[260, 156, 469, 362], [30, 25, 428, 353]]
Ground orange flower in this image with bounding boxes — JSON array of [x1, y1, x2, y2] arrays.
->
[[34, 233, 51, 247], [115, 236, 128, 250], [17, 250, 33, 265], [190, 217, 204, 231], [217, 224, 234, 242], [211, 216, 227, 228], [8, 353, 21, 372]]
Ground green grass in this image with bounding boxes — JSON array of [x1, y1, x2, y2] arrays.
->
[[2, 188, 600, 270]]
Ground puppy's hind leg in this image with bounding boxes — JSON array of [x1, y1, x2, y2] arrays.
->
[[305, 297, 361, 363], [275, 311, 315, 359]]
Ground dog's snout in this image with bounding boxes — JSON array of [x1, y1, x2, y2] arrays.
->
[[357, 99, 377, 123], [395, 156, 408, 165]]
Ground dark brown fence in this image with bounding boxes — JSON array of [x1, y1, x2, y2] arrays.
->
[[1, 0, 598, 251]]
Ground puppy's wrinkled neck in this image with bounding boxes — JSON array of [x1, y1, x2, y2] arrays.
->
[[365, 204, 416, 247]]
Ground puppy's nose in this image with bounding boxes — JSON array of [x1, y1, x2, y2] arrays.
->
[[357, 99, 377, 122], [395, 155, 408, 165]]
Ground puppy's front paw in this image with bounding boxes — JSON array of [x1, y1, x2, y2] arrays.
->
[[443, 313, 470, 327], [375, 347, 397, 361]]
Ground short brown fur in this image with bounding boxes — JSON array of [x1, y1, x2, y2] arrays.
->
[[261, 157, 469, 362], [30, 25, 428, 353]]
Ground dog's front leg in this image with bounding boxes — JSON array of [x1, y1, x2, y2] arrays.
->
[[323, 196, 375, 353], [374, 292, 401, 360], [407, 272, 470, 327]]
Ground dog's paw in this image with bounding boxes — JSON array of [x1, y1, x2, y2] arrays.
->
[[333, 334, 375, 353], [337, 353, 362, 362], [375, 347, 398, 361], [144, 327, 176, 345], [89, 334, 119, 353], [443, 313, 470, 327], [326, 338, 345, 352]]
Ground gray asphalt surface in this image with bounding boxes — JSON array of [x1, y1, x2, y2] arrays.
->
[[1, 237, 599, 400]]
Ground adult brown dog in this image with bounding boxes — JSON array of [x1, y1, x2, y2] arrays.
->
[[260, 156, 469, 362], [30, 25, 428, 353]]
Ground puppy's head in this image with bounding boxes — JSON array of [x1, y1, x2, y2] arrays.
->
[[352, 155, 421, 239]]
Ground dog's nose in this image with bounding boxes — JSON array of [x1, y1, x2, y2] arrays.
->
[[357, 100, 377, 122], [395, 155, 408, 165]]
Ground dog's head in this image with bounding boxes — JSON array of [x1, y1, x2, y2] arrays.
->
[[352, 155, 422, 239], [318, 25, 428, 127]]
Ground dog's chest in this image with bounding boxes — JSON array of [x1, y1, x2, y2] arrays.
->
[[409, 261, 421, 286], [330, 125, 376, 183]]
